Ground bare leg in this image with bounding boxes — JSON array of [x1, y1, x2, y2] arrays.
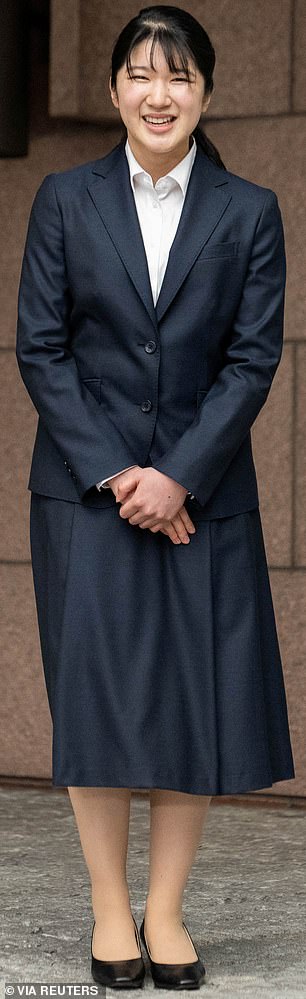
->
[[67, 786, 140, 960], [144, 790, 212, 962]]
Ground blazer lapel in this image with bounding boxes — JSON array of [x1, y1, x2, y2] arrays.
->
[[87, 140, 232, 328], [88, 144, 158, 331]]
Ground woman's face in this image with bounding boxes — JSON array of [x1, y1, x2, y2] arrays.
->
[[109, 38, 211, 165]]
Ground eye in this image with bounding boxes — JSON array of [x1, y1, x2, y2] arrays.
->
[[129, 74, 190, 82]]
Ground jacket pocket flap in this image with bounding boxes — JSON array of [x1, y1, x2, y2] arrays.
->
[[195, 241, 240, 261]]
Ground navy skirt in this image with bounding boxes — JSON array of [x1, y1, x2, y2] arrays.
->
[[29, 493, 295, 794]]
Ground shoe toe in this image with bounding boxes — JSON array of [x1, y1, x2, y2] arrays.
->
[[151, 959, 205, 989], [91, 955, 145, 987], [91, 920, 145, 988], [139, 919, 205, 989]]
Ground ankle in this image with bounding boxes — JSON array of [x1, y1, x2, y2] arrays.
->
[[145, 896, 183, 924], [92, 891, 133, 923]]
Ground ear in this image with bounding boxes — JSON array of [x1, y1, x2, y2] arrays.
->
[[109, 76, 119, 110], [201, 91, 212, 114]]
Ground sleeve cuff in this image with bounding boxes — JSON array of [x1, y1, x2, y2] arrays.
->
[[96, 465, 138, 491]]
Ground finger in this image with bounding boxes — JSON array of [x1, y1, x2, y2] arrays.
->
[[116, 483, 139, 501], [128, 510, 168, 528], [141, 519, 182, 542], [170, 513, 194, 544], [141, 515, 191, 543], [160, 522, 182, 544], [119, 501, 140, 519], [113, 485, 136, 501], [179, 506, 196, 533], [128, 514, 158, 527], [172, 515, 190, 545], [138, 518, 163, 529], [146, 522, 182, 544], [138, 508, 196, 534]]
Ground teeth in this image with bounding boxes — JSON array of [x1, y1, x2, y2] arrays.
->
[[144, 116, 174, 124]]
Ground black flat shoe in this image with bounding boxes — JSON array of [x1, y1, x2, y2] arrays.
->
[[139, 918, 206, 990], [91, 914, 146, 988]]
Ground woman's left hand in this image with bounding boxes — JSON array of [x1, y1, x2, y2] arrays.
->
[[116, 466, 189, 528]]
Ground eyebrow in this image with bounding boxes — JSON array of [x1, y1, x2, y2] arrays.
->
[[129, 64, 195, 75]]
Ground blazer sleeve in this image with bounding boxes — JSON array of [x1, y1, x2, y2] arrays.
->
[[153, 190, 286, 508], [16, 173, 138, 501]]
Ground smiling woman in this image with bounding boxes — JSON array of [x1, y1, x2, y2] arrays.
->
[[16, 2, 295, 989], [108, 3, 226, 179], [110, 46, 208, 155]]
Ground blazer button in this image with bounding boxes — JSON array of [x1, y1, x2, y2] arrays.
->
[[145, 340, 157, 353], [141, 400, 152, 412]]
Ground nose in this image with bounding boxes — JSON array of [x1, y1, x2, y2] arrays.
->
[[146, 79, 172, 107]]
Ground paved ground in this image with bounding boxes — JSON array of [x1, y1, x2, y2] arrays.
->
[[1, 787, 306, 997]]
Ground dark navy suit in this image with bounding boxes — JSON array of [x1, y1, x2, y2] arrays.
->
[[16, 138, 286, 519], [17, 138, 296, 794]]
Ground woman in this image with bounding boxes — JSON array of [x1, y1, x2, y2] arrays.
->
[[16, 4, 295, 990]]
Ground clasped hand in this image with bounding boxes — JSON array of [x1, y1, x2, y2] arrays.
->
[[108, 466, 196, 545]]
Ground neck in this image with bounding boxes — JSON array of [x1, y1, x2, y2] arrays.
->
[[127, 134, 192, 185]]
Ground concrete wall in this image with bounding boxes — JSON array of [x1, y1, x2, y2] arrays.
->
[[1, 0, 305, 794]]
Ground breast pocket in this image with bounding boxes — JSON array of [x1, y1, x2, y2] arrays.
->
[[194, 241, 240, 262]]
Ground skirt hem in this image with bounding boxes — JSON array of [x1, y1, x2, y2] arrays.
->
[[51, 768, 295, 795]]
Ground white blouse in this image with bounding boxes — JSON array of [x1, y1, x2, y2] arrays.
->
[[96, 134, 197, 497]]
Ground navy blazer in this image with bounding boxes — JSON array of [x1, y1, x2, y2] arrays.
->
[[16, 138, 286, 519]]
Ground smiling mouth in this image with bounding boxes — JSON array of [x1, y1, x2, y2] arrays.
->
[[142, 115, 177, 125]]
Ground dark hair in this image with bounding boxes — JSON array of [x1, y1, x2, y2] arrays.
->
[[110, 4, 226, 169]]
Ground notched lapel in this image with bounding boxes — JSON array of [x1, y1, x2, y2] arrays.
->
[[87, 142, 232, 327], [88, 145, 158, 331]]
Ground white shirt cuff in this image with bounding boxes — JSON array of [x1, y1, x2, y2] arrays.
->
[[96, 465, 138, 490]]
